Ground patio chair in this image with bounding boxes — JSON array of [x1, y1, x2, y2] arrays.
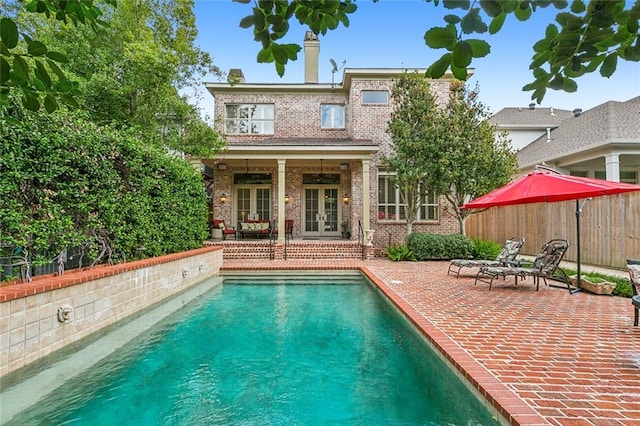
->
[[213, 219, 236, 240], [447, 238, 524, 278], [627, 259, 640, 326], [474, 239, 571, 292]]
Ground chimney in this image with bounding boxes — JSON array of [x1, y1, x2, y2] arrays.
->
[[304, 31, 319, 84], [573, 108, 582, 117], [227, 68, 245, 84]]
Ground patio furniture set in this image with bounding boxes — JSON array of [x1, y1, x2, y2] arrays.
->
[[212, 219, 293, 241]]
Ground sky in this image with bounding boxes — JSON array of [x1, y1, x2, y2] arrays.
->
[[192, 0, 640, 115]]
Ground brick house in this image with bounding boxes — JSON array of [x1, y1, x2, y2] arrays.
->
[[202, 32, 460, 246]]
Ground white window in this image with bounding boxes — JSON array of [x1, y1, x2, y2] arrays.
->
[[362, 90, 388, 104], [377, 171, 439, 221], [321, 104, 345, 129], [595, 170, 638, 183], [225, 104, 274, 134]]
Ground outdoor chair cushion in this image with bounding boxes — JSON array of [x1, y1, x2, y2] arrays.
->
[[475, 239, 570, 292], [448, 238, 523, 278]]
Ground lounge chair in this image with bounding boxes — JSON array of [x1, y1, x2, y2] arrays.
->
[[447, 238, 524, 278], [627, 259, 640, 326], [474, 239, 571, 292]]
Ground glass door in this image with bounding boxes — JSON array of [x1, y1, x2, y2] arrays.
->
[[303, 187, 340, 238], [235, 186, 271, 223]]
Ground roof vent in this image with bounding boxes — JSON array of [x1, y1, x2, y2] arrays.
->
[[573, 108, 583, 117], [529, 103, 536, 110]]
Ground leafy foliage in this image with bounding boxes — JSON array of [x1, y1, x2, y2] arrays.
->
[[236, 0, 640, 102], [437, 81, 518, 234], [386, 244, 417, 262], [384, 72, 444, 236], [0, 103, 209, 271], [0, 0, 117, 112], [560, 267, 634, 297], [385, 74, 518, 236], [235, 0, 356, 76], [470, 238, 502, 260], [406, 233, 473, 260]]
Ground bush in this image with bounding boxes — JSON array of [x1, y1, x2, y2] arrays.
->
[[560, 268, 634, 298], [471, 238, 502, 260], [406, 233, 473, 260], [1, 109, 209, 271], [386, 244, 416, 261]]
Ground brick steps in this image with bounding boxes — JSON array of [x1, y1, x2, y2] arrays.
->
[[206, 240, 366, 260]]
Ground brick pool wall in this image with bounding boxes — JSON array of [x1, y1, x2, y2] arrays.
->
[[0, 246, 223, 377]]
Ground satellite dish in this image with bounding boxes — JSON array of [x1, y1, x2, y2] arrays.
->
[[329, 59, 345, 87], [330, 58, 338, 73]]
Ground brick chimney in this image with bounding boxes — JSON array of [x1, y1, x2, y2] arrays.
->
[[227, 68, 245, 84], [304, 31, 319, 84]]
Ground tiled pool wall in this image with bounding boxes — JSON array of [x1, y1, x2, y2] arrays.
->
[[0, 246, 224, 377]]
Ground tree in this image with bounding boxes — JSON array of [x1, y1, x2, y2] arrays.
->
[[237, 0, 640, 103], [384, 72, 448, 237], [385, 73, 518, 237], [436, 81, 518, 234], [3, 0, 225, 157], [1, 0, 116, 113]]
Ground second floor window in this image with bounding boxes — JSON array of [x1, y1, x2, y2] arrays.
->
[[377, 172, 439, 222], [361, 90, 388, 104], [321, 104, 345, 129], [225, 104, 274, 134]]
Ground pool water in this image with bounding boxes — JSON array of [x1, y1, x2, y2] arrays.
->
[[8, 275, 499, 425]]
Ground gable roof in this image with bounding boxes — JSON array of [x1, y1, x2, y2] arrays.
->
[[490, 106, 573, 129], [517, 96, 640, 168]]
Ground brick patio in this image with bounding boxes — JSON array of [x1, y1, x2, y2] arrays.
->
[[222, 258, 640, 426]]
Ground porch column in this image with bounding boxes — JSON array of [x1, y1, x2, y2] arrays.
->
[[605, 153, 620, 182], [362, 159, 371, 234], [277, 159, 286, 244]]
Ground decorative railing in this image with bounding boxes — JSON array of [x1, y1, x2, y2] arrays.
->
[[358, 220, 365, 260]]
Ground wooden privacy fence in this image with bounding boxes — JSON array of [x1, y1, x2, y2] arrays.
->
[[464, 191, 640, 270]]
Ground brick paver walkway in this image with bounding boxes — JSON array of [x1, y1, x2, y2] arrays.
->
[[222, 259, 640, 426]]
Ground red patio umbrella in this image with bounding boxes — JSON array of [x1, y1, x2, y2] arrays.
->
[[462, 168, 640, 288]]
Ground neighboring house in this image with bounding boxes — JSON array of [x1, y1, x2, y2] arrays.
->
[[492, 97, 640, 183], [517, 96, 640, 183], [490, 104, 574, 151], [202, 32, 460, 243]]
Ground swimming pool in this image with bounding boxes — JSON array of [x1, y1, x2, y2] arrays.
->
[[3, 272, 500, 425]]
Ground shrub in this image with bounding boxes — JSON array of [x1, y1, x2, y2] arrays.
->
[[1, 109, 209, 271], [471, 238, 502, 260], [560, 268, 634, 298], [406, 233, 473, 260], [386, 244, 416, 261]]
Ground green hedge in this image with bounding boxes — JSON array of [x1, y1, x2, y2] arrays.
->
[[1, 109, 208, 269], [406, 233, 473, 260]]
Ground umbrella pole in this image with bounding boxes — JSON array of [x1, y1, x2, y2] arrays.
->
[[576, 199, 581, 289]]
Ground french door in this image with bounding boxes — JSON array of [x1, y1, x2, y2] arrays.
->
[[303, 187, 340, 238], [235, 186, 271, 223]]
